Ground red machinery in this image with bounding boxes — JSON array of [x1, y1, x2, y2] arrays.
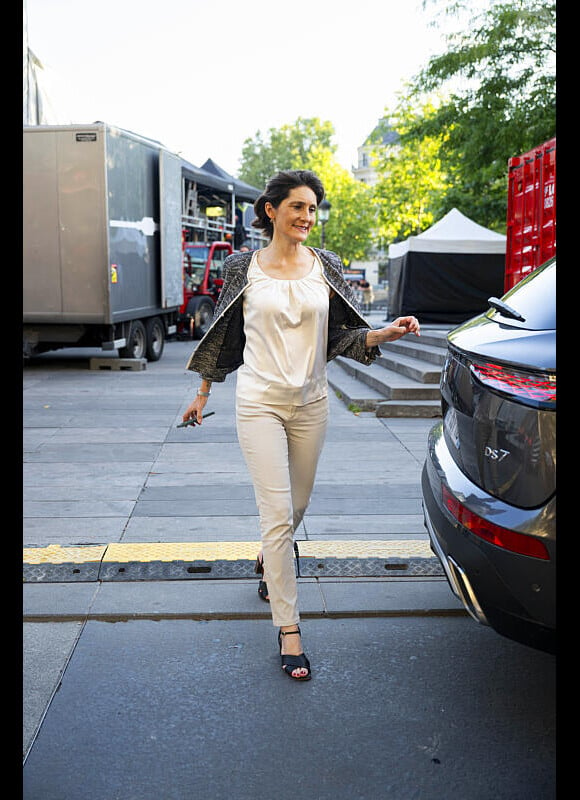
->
[[178, 239, 233, 339], [505, 138, 556, 292]]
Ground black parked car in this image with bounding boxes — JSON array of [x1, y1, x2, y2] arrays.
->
[[422, 258, 556, 653]]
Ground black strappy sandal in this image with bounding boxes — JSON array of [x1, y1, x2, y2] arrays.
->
[[278, 627, 311, 681], [254, 554, 269, 603]]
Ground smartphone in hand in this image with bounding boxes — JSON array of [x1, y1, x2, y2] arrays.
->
[[177, 411, 215, 428]]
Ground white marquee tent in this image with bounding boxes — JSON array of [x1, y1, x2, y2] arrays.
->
[[387, 209, 507, 323]]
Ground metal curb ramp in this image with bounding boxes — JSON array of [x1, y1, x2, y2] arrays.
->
[[23, 540, 444, 583]]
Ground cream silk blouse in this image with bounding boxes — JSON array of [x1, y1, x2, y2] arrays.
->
[[236, 248, 331, 405]]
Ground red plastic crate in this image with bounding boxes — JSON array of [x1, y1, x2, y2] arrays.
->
[[505, 138, 556, 292]]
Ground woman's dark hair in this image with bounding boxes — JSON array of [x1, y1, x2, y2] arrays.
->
[[252, 169, 325, 239]]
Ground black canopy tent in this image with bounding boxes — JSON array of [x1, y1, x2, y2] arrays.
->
[[180, 158, 260, 208], [200, 158, 261, 204], [387, 209, 507, 324], [179, 157, 262, 247]]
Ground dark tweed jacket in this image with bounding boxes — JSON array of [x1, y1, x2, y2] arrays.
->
[[186, 247, 380, 382]]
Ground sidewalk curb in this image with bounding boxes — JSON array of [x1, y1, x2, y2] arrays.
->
[[23, 575, 466, 621]]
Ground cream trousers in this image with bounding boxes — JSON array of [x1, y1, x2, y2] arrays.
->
[[236, 395, 329, 627]]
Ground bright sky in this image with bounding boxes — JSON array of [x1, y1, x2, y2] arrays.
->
[[24, 0, 452, 178]]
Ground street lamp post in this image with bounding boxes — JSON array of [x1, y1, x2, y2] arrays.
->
[[318, 199, 331, 249]]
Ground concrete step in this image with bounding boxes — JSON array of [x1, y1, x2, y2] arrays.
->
[[327, 360, 386, 412], [333, 357, 441, 400], [413, 329, 450, 349], [327, 361, 442, 418], [374, 352, 441, 383], [381, 338, 448, 367], [376, 399, 442, 418], [328, 323, 449, 418]]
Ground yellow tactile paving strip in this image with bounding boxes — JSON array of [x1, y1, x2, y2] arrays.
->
[[300, 541, 433, 558], [23, 540, 434, 566], [23, 544, 108, 564]]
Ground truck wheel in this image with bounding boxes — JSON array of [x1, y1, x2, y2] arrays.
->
[[145, 316, 165, 362], [119, 320, 147, 359], [195, 299, 215, 339], [186, 297, 215, 339]]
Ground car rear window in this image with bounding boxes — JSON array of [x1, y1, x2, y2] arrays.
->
[[488, 259, 556, 330]]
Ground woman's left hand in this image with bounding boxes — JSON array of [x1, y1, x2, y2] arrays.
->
[[385, 315, 420, 340], [367, 316, 420, 347]]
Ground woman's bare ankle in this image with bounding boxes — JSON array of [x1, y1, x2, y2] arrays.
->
[[280, 626, 302, 655]]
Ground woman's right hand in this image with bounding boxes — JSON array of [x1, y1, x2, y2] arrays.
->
[[182, 394, 208, 425]]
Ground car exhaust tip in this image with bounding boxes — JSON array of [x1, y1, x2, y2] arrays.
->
[[447, 556, 489, 626]]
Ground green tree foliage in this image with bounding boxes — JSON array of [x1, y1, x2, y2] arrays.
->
[[306, 147, 375, 264], [372, 99, 451, 245], [405, 0, 556, 230], [237, 118, 375, 263], [238, 117, 336, 189]]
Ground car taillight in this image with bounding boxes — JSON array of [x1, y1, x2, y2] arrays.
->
[[470, 360, 556, 408], [442, 485, 550, 560]]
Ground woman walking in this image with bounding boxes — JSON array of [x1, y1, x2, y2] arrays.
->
[[182, 170, 420, 681]]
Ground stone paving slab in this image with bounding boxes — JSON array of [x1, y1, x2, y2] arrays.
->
[[24, 443, 164, 463], [23, 517, 130, 545], [303, 514, 426, 535], [123, 515, 263, 540], [23, 463, 153, 488]]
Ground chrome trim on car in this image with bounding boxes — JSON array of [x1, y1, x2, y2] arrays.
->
[[446, 556, 489, 626], [422, 501, 461, 595], [423, 501, 489, 626]]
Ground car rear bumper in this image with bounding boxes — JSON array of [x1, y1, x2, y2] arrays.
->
[[422, 421, 556, 653]]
